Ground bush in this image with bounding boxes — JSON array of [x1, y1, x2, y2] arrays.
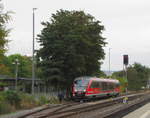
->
[[38, 96, 49, 105], [0, 101, 14, 114], [0, 92, 13, 114], [3, 90, 21, 108], [19, 93, 38, 109], [49, 96, 59, 104], [0, 91, 61, 115], [0, 91, 40, 115]]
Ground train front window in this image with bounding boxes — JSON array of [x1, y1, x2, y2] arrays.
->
[[74, 79, 89, 86], [74, 79, 89, 91]]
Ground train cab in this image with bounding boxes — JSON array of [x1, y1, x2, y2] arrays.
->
[[72, 77, 90, 98]]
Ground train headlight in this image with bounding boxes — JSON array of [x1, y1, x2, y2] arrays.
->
[[83, 89, 86, 92]]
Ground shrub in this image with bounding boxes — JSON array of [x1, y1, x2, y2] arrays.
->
[[0, 101, 14, 114], [38, 96, 49, 105], [0, 91, 39, 114], [49, 96, 59, 104], [19, 93, 38, 109], [3, 90, 21, 108]]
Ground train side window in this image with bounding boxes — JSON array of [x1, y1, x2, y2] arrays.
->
[[101, 82, 108, 90], [109, 83, 114, 90], [106, 83, 111, 90], [99, 82, 102, 88], [107, 83, 110, 90], [90, 81, 99, 88]]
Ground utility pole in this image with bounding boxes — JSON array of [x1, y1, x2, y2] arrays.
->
[[32, 8, 37, 94]]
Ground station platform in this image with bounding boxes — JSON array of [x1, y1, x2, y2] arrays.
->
[[123, 103, 150, 118]]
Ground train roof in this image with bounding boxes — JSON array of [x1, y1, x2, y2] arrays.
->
[[92, 77, 119, 83], [74, 76, 119, 83], [75, 76, 92, 80]]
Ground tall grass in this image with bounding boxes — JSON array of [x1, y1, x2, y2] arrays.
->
[[0, 90, 60, 115]]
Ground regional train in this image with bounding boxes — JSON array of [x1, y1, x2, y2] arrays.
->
[[72, 76, 120, 99]]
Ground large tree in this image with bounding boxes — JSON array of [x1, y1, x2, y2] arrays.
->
[[0, 2, 11, 76], [37, 10, 106, 88], [0, 2, 11, 58]]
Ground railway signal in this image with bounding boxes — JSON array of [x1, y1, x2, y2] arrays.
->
[[123, 55, 129, 93], [123, 55, 129, 65]]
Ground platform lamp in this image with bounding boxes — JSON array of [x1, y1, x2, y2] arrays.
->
[[12, 58, 20, 90]]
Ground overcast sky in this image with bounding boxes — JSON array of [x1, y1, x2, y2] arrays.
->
[[3, 0, 150, 71]]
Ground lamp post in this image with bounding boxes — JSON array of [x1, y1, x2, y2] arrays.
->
[[32, 8, 37, 94], [13, 59, 20, 90]]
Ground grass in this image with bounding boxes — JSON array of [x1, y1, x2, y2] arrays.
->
[[0, 90, 60, 115]]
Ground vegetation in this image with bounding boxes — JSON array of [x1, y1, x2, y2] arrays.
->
[[0, 90, 60, 115], [3, 90, 21, 108], [0, 101, 12, 114], [112, 63, 150, 91], [0, 54, 32, 78], [6, 54, 32, 78], [0, 90, 22, 114], [37, 10, 107, 89], [127, 63, 150, 90], [19, 93, 38, 109], [0, 1, 11, 76], [0, 2, 11, 59]]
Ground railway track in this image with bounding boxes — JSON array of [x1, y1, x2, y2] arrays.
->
[[18, 91, 150, 118], [43, 92, 148, 118], [18, 102, 83, 118], [70, 94, 150, 118], [103, 94, 150, 118]]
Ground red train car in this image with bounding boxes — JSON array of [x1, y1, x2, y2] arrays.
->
[[72, 76, 120, 99]]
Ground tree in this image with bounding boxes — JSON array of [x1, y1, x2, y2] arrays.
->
[[0, 2, 11, 59], [112, 71, 128, 92], [6, 54, 32, 78], [37, 10, 106, 88], [0, 64, 10, 76], [112, 63, 150, 91], [0, 2, 11, 76], [127, 63, 150, 90]]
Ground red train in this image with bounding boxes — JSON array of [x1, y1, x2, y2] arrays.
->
[[72, 76, 120, 99]]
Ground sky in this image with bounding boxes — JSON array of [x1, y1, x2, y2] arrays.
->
[[3, 0, 150, 71]]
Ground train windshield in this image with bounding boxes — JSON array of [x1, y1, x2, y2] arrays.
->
[[74, 79, 89, 91], [74, 79, 89, 86]]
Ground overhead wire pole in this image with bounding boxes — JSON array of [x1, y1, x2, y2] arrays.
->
[[32, 8, 37, 94], [109, 48, 111, 76]]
